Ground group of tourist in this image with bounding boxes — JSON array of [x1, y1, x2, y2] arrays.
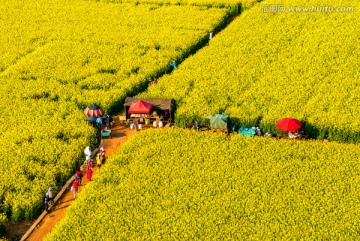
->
[[44, 146, 107, 212]]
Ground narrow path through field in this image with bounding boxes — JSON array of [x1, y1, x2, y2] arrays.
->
[[24, 120, 134, 241]]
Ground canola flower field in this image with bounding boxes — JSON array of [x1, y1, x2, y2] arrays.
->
[[139, 0, 360, 143], [0, 91, 96, 222], [46, 129, 360, 240], [1, 0, 359, 239], [0, 0, 229, 112], [0, 0, 231, 223]]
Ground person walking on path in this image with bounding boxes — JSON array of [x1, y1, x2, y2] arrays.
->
[[75, 169, 83, 186], [71, 180, 79, 198], [100, 147, 106, 165], [44, 194, 50, 213], [106, 114, 113, 129], [101, 154, 106, 165], [96, 153, 102, 168], [96, 116, 102, 132], [46, 187, 54, 202], [87, 167, 93, 181], [170, 61, 177, 69], [86, 157, 92, 170], [100, 147, 106, 158], [84, 146, 92, 160], [45, 187, 54, 211]]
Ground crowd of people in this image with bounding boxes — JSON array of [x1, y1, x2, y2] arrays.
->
[[44, 146, 106, 212]]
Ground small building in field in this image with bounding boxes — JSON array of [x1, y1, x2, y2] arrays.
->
[[124, 97, 175, 123]]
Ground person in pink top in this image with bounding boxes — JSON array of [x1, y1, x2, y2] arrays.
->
[[87, 167, 93, 181]]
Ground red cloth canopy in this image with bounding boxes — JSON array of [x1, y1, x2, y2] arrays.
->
[[128, 100, 153, 114], [276, 118, 302, 132]]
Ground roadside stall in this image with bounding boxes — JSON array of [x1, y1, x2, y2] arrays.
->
[[124, 97, 175, 126]]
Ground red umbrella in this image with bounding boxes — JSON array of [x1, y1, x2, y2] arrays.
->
[[128, 100, 152, 114], [84, 104, 103, 117], [276, 118, 302, 132]]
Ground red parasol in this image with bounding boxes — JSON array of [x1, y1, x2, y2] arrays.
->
[[84, 104, 103, 117], [276, 118, 302, 132], [128, 100, 152, 114]]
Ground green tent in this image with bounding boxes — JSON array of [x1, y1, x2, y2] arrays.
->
[[206, 114, 229, 130]]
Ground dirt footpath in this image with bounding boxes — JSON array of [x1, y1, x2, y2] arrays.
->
[[5, 121, 134, 241]]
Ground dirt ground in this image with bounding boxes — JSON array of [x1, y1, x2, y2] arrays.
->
[[4, 119, 136, 241]]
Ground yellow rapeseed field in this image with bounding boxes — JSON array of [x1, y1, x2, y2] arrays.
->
[[140, 0, 360, 143], [46, 129, 360, 240], [0, 0, 229, 222]]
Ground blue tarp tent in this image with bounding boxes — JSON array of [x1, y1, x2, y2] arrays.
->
[[206, 114, 229, 130]]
